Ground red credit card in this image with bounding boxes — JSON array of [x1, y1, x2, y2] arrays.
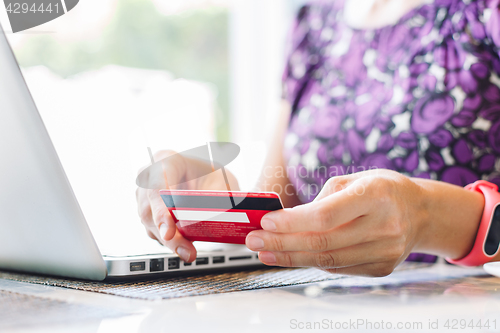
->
[[159, 190, 283, 244]]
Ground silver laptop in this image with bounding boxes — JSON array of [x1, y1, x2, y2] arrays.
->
[[0, 24, 262, 281]]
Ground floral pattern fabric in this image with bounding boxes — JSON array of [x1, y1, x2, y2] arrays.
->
[[282, 0, 500, 262], [283, 0, 500, 202]]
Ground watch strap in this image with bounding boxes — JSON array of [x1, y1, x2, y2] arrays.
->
[[447, 180, 500, 266]]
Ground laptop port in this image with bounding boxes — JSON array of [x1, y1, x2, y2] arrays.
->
[[150, 258, 164, 272], [130, 261, 146, 272], [213, 256, 225, 264], [183, 262, 192, 266], [229, 255, 252, 261], [196, 257, 209, 265], [168, 257, 180, 270]]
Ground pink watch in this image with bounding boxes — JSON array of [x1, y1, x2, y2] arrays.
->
[[447, 180, 500, 266]]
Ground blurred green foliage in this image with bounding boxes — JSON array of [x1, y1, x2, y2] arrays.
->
[[13, 0, 230, 140]]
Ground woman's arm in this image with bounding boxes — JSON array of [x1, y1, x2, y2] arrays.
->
[[255, 100, 302, 209]]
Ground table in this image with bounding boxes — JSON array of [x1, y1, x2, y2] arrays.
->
[[1, 263, 499, 333]]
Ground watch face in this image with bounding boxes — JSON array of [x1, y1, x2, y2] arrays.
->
[[484, 204, 500, 256]]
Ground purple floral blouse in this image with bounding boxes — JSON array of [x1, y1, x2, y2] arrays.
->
[[282, 0, 500, 262]]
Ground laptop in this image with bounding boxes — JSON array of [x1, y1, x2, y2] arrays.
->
[[0, 23, 263, 281]]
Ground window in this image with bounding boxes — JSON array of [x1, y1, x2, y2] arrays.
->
[[2, 0, 305, 250]]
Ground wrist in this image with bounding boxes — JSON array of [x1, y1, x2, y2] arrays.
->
[[410, 178, 484, 259]]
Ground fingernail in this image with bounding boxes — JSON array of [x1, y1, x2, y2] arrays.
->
[[159, 224, 168, 240], [261, 217, 276, 231], [259, 252, 276, 265], [246, 235, 265, 250], [176, 246, 190, 262]]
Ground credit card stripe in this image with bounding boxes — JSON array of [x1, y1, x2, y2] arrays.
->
[[172, 210, 250, 223], [161, 195, 283, 211]]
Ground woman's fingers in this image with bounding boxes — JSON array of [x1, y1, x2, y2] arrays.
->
[[147, 189, 176, 241], [163, 228, 197, 263], [258, 240, 404, 271], [144, 221, 197, 263], [247, 215, 380, 252], [260, 187, 372, 233], [138, 188, 196, 262]]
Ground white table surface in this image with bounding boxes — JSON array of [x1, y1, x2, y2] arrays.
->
[[1, 263, 499, 333]]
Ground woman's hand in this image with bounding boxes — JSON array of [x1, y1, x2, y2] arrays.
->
[[136, 150, 239, 262], [246, 169, 430, 277]]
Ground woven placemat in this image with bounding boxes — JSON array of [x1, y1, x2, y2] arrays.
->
[[0, 263, 429, 301], [0, 267, 346, 300]]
